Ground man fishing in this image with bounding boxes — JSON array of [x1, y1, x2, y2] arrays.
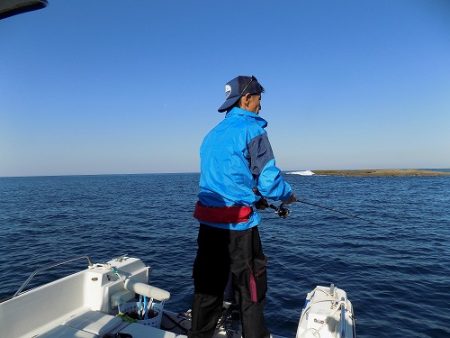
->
[[190, 75, 297, 338]]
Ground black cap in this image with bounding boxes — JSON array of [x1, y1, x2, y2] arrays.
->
[[218, 75, 264, 113]]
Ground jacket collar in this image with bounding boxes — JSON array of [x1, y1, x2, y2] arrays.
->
[[226, 107, 268, 128]]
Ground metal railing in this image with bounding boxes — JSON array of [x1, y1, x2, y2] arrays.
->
[[13, 255, 94, 297], [339, 297, 347, 338]]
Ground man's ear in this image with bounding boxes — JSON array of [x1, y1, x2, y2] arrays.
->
[[240, 94, 251, 107], [238, 96, 245, 108]]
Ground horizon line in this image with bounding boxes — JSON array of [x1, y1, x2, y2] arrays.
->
[[1, 167, 449, 179]]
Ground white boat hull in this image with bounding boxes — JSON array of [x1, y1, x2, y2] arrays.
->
[[0, 257, 355, 338]]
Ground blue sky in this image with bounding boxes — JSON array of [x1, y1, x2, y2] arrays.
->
[[1, 0, 449, 177]]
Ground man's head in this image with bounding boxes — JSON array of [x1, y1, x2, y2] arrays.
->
[[218, 75, 265, 114]]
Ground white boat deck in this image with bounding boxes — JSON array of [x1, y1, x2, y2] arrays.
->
[[0, 257, 179, 338]]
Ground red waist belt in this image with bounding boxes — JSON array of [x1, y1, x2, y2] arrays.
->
[[194, 201, 253, 223]]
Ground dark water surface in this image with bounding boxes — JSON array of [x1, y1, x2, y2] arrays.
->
[[1, 174, 449, 337]]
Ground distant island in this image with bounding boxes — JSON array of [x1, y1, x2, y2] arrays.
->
[[309, 169, 450, 177]]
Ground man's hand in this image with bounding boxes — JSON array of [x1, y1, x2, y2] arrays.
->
[[255, 197, 269, 210], [282, 193, 297, 205]]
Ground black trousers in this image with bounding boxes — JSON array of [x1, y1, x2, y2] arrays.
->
[[189, 224, 270, 338]]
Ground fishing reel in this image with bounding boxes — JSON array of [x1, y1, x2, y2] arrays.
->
[[270, 203, 290, 218], [255, 196, 290, 218]]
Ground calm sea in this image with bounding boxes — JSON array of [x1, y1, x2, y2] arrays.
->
[[1, 173, 449, 337]]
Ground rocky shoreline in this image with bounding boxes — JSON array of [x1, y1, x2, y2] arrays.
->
[[311, 169, 450, 177]]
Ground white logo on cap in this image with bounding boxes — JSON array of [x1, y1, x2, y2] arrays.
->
[[225, 84, 232, 98]]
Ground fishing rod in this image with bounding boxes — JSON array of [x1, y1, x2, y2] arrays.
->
[[296, 199, 376, 225], [268, 199, 376, 225]]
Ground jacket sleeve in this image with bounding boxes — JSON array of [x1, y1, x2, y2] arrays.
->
[[247, 132, 293, 201]]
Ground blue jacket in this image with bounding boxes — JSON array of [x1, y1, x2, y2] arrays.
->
[[198, 107, 292, 230]]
